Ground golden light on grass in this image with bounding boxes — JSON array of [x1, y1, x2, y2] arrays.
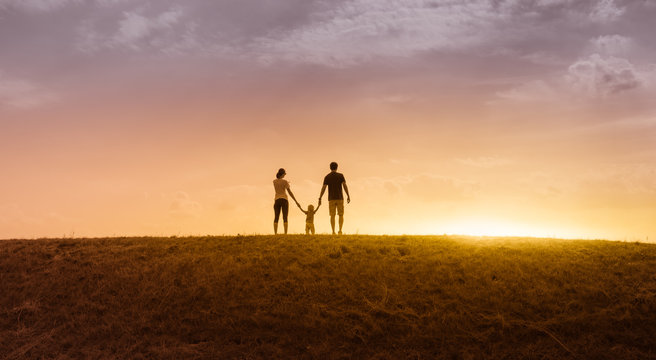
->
[[404, 217, 588, 240], [442, 218, 555, 238], [2, 235, 656, 358]]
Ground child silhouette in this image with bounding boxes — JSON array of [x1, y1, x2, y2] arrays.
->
[[297, 202, 321, 235]]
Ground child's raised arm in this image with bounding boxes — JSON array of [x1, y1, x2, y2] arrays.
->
[[313, 202, 321, 213], [296, 201, 308, 214]]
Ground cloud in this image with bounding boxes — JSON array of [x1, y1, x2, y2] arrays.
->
[[576, 113, 656, 134], [168, 191, 202, 218], [456, 157, 512, 168], [0, 0, 132, 12], [589, 0, 625, 22], [567, 54, 642, 97], [383, 181, 400, 196], [520, 51, 568, 66], [535, 0, 570, 6], [95, 0, 134, 6], [0, 204, 79, 238], [496, 50, 647, 105], [575, 164, 656, 209], [405, 174, 479, 202], [77, 6, 197, 54], [76, 5, 238, 57], [0, 0, 80, 12], [355, 174, 479, 204], [495, 80, 561, 103], [210, 185, 269, 212], [364, 94, 417, 106], [253, 0, 511, 67], [7, 0, 641, 70], [589, 34, 633, 56], [0, 73, 56, 109], [113, 7, 182, 49], [248, 0, 638, 68]]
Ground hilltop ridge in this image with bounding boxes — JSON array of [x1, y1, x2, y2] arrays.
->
[[2, 235, 655, 359]]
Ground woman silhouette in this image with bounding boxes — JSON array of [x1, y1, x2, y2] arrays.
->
[[273, 168, 300, 234]]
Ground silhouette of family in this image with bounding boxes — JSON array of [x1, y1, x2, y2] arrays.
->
[[273, 162, 351, 235]]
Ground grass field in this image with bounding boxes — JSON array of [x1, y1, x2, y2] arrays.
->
[[1, 235, 656, 359]]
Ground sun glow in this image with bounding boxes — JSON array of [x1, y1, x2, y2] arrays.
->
[[439, 218, 560, 239]]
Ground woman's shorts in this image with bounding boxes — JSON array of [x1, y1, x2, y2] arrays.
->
[[273, 198, 289, 222]]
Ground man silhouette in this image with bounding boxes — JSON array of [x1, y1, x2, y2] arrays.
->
[[318, 162, 351, 235]]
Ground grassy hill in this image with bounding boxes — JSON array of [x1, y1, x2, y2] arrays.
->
[[1, 235, 656, 359]]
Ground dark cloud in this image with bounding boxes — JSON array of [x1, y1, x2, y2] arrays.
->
[[2, 0, 654, 70], [2, 0, 655, 115]]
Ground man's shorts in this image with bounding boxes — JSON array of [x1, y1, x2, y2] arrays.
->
[[329, 200, 344, 216]]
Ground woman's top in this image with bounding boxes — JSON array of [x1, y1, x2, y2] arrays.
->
[[273, 178, 290, 200]]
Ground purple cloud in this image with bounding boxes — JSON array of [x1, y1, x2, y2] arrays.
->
[[0, 72, 56, 109], [568, 54, 642, 97]]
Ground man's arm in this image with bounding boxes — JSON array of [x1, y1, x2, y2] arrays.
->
[[343, 181, 350, 204], [318, 184, 327, 204]]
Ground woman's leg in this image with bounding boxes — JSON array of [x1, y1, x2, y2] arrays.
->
[[282, 199, 289, 234], [273, 200, 282, 234]]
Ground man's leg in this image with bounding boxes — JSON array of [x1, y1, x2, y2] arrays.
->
[[338, 215, 344, 234], [330, 215, 336, 234], [329, 200, 337, 234], [337, 200, 344, 235], [274, 222, 278, 234], [284, 222, 288, 234]]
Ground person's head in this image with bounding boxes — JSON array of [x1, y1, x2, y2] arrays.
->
[[329, 162, 338, 171], [308, 204, 314, 211], [276, 168, 286, 179]]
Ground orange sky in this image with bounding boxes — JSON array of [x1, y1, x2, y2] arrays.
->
[[1, 0, 655, 240]]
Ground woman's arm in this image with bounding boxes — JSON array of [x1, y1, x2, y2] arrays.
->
[[287, 187, 299, 205], [296, 202, 307, 214]]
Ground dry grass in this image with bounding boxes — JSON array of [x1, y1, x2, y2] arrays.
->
[[1, 235, 656, 359]]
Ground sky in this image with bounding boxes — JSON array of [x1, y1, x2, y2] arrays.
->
[[1, 0, 655, 240]]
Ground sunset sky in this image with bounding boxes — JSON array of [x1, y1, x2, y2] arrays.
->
[[1, 0, 655, 240]]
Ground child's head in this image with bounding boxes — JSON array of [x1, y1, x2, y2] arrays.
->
[[308, 204, 314, 211]]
